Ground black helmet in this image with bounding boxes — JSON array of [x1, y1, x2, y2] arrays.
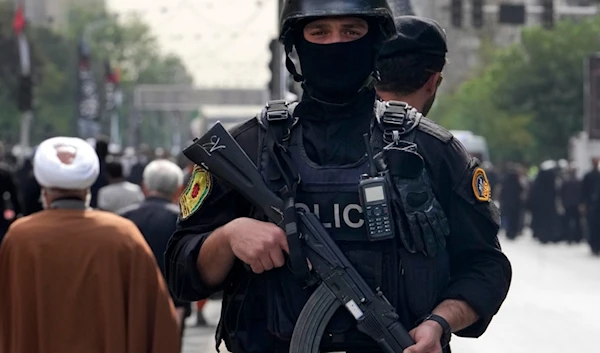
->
[[279, 0, 397, 43]]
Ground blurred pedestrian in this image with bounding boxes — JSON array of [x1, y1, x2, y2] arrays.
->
[[529, 160, 562, 243], [97, 160, 144, 212], [119, 159, 193, 345], [0, 136, 180, 353], [128, 144, 152, 186], [560, 165, 582, 243], [90, 138, 109, 208], [582, 158, 600, 254], [500, 164, 524, 240], [0, 141, 23, 245]]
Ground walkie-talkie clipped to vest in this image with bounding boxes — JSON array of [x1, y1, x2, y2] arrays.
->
[[358, 133, 395, 241]]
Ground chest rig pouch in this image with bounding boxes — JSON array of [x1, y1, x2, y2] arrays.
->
[[372, 101, 450, 257], [256, 100, 400, 347], [372, 100, 451, 322]]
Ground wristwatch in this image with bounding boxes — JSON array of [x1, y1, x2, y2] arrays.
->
[[424, 313, 452, 348]]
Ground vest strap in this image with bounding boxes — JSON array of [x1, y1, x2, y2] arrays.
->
[[261, 100, 310, 283]]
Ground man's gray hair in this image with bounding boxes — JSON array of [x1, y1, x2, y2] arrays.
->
[[142, 159, 184, 197]]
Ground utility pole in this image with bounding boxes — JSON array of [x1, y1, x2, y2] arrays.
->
[[14, 4, 32, 166], [269, 0, 286, 100]]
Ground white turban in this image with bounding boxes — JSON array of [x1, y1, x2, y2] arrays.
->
[[33, 137, 100, 190]]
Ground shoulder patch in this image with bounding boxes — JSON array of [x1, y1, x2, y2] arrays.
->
[[417, 118, 453, 143], [472, 167, 492, 202], [179, 165, 212, 220]]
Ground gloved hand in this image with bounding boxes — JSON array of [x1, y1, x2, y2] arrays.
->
[[385, 142, 450, 257]]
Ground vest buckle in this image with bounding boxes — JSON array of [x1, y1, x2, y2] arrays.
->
[[381, 101, 411, 144], [382, 103, 407, 126], [266, 100, 290, 122]]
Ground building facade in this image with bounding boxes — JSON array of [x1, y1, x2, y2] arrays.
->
[[411, 0, 594, 91]]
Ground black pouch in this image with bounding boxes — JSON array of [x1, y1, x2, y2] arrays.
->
[[385, 143, 450, 257], [265, 267, 313, 340]]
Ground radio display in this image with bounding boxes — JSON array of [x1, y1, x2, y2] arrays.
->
[[365, 185, 385, 203]]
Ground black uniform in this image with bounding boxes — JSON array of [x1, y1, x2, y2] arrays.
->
[[500, 167, 524, 240], [166, 101, 511, 352], [582, 167, 600, 253], [166, 3, 511, 353]]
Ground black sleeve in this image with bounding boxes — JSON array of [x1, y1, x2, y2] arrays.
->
[[164, 119, 259, 302], [417, 124, 512, 338], [582, 174, 591, 204], [165, 175, 252, 301]]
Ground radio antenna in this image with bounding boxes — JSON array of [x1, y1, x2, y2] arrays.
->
[[363, 133, 377, 177]]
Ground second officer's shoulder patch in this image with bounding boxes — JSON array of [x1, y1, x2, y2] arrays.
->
[[471, 167, 491, 202], [179, 165, 212, 220]]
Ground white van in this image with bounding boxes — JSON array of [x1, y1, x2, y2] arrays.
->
[[450, 130, 491, 163]]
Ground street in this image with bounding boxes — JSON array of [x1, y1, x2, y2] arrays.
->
[[182, 301, 223, 353], [184, 230, 600, 353]]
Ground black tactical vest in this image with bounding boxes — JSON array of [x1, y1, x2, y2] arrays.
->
[[221, 100, 451, 353]]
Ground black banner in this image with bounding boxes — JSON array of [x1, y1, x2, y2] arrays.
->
[[77, 39, 100, 139]]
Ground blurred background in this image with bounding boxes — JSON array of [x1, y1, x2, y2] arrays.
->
[[1, 0, 600, 352]]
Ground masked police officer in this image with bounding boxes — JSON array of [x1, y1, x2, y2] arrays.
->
[[166, 3, 512, 353]]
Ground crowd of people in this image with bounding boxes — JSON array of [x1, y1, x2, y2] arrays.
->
[[488, 158, 600, 254], [0, 137, 208, 353]]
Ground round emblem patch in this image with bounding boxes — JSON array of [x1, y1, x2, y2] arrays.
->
[[179, 165, 212, 220], [472, 167, 491, 202]]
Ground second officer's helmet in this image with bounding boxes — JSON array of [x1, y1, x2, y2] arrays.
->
[[279, 0, 397, 44]]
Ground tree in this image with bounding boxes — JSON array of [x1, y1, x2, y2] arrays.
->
[[0, 2, 194, 147], [0, 2, 27, 144], [431, 63, 535, 164], [431, 17, 600, 165], [64, 6, 194, 147]]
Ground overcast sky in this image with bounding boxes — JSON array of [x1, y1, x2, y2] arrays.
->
[[106, 0, 279, 88]]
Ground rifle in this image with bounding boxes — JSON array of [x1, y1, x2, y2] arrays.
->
[[183, 122, 415, 353]]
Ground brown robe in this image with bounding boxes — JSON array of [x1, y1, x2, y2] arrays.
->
[[0, 208, 181, 353]]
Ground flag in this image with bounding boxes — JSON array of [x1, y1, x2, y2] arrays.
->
[[77, 38, 100, 138], [14, 4, 32, 112], [13, 4, 31, 77]]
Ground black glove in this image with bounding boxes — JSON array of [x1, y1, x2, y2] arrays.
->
[[385, 142, 450, 257]]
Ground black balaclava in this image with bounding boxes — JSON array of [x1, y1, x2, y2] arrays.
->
[[294, 26, 378, 105]]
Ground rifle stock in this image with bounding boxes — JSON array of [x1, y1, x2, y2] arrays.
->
[[183, 122, 285, 225], [183, 122, 415, 352]]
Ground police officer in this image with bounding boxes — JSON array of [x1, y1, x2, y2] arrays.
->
[[375, 16, 447, 115], [371, 16, 510, 352], [166, 4, 512, 353]]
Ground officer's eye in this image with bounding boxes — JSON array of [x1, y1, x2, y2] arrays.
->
[[309, 31, 327, 36]]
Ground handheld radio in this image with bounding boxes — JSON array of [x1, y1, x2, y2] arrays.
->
[[358, 134, 395, 241]]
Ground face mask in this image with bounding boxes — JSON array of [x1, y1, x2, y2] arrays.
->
[[296, 32, 375, 103]]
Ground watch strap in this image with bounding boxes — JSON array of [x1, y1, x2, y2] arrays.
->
[[424, 314, 451, 348]]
